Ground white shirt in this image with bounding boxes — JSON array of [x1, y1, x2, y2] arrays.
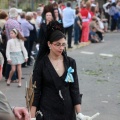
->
[[82, 13, 91, 22], [6, 38, 28, 60], [36, 16, 42, 30], [63, 7, 75, 28]]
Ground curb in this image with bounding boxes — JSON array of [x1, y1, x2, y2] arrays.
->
[[66, 41, 91, 51]]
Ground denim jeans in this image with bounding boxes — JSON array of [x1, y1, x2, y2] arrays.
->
[[74, 27, 81, 43]]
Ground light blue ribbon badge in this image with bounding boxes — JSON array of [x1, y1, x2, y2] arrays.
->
[[65, 67, 74, 83]]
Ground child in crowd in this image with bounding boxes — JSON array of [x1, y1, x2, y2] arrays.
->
[[0, 52, 4, 80], [74, 9, 82, 44], [6, 29, 28, 87], [89, 27, 99, 43]]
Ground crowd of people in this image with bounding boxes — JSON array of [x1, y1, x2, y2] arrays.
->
[[0, 0, 119, 120], [0, 0, 120, 84]]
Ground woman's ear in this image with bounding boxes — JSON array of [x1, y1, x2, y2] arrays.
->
[[47, 41, 51, 49]]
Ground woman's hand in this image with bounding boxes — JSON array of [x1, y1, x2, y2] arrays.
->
[[13, 107, 30, 120], [25, 59, 28, 62], [8, 60, 12, 64], [31, 106, 36, 118]]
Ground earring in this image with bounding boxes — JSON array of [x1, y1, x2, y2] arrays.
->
[[49, 47, 51, 49]]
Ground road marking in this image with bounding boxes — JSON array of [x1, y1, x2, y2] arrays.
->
[[99, 53, 113, 57], [80, 51, 94, 55], [80, 51, 114, 57]]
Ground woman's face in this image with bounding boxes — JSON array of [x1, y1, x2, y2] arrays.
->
[[10, 31, 17, 38], [48, 38, 66, 56], [54, 9, 59, 17], [45, 12, 53, 22]]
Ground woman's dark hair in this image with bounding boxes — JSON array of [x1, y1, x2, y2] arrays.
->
[[0, 10, 8, 19], [42, 4, 54, 21], [53, 8, 62, 21], [20, 12, 26, 18], [36, 21, 66, 62], [75, 9, 79, 15], [91, 6, 96, 13]]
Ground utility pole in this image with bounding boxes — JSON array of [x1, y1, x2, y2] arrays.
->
[[16, 0, 18, 8], [31, 0, 34, 10]]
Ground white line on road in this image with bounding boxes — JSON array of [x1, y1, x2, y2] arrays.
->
[[99, 53, 113, 57], [80, 51, 94, 55], [80, 51, 114, 57]]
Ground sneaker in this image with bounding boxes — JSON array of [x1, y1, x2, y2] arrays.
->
[[101, 39, 105, 42]]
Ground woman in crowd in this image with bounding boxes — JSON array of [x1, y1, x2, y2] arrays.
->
[[37, 4, 54, 61], [80, 2, 91, 43], [31, 21, 91, 120], [53, 8, 62, 23]]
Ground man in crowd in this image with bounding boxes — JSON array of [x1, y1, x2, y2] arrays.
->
[[63, 1, 75, 48], [0, 91, 30, 120]]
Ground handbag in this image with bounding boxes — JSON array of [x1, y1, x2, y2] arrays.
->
[[25, 74, 43, 120]]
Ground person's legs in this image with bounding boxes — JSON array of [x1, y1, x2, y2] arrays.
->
[[5, 64, 17, 81], [17, 64, 22, 87], [96, 31, 103, 41], [74, 27, 78, 44], [81, 22, 89, 42], [67, 25, 73, 48], [22, 37, 29, 67], [111, 16, 117, 31], [28, 40, 34, 65], [7, 65, 16, 85]]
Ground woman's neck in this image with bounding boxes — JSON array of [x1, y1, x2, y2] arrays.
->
[[48, 53, 62, 60]]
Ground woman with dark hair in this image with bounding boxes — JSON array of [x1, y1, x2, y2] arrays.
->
[[38, 4, 54, 45], [53, 8, 62, 23], [31, 21, 91, 120]]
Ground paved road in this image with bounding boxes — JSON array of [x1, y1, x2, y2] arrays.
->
[[0, 32, 120, 119], [67, 32, 120, 120]]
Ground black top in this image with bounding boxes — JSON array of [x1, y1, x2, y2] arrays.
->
[[32, 55, 82, 120]]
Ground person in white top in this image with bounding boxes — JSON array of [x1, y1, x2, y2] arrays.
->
[[6, 29, 28, 87]]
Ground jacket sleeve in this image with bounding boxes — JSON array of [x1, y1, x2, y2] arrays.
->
[[32, 60, 43, 107], [69, 58, 82, 106]]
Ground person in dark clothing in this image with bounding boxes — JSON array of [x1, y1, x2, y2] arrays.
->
[[31, 21, 91, 120], [74, 9, 82, 44], [26, 14, 37, 65]]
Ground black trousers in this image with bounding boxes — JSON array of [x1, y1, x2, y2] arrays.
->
[[96, 31, 103, 41], [22, 37, 30, 66], [111, 16, 117, 31], [64, 25, 73, 48]]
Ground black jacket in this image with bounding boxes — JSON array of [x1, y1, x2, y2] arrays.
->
[[32, 55, 82, 120]]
